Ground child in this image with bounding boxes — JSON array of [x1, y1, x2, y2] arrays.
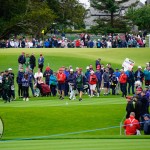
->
[[22, 73, 29, 101], [110, 74, 118, 95]]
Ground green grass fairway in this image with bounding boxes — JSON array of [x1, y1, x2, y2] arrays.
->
[[0, 139, 150, 150], [0, 48, 150, 149]]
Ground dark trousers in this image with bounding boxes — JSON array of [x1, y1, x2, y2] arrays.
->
[[3, 89, 10, 102], [22, 86, 29, 98], [96, 81, 101, 94], [18, 84, 23, 97], [29, 83, 34, 96], [50, 85, 57, 96], [120, 83, 127, 97], [10, 90, 15, 99], [128, 81, 135, 94], [38, 64, 43, 72], [111, 85, 116, 95]]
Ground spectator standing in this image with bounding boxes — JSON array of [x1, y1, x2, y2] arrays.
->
[[16, 68, 24, 98], [134, 66, 144, 83], [57, 68, 66, 100], [49, 72, 57, 96], [22, 73, 30, 101], [30, 53, 36, 71], [103, 68, 110, 95], [43, 66, 53, 86], [119, 69, 127, 97], [38, 54, 44, 72], [18, 52, 26, 70], [144, 66, 150, 86]]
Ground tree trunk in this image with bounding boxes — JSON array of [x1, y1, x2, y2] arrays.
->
[[111, 12, 114, 28]]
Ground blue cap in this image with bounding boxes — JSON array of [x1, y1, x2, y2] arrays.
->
[[143, 114, 150, 118]]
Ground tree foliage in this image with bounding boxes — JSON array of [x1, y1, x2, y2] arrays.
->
[[126, 5, 150, 31], [91, 0, 136, 28], [0, 0, 86, 39]]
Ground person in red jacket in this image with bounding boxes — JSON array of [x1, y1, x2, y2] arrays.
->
[[123, 112, 140, 135], [75, 39, 81, 48], [119, 69, 128, 97], [57, 68, 66, 100], [89, 70, 98, 97]]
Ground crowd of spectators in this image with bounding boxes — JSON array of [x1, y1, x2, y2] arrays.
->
[[0, 33, 147, 49], [0, 52, 150, 135]]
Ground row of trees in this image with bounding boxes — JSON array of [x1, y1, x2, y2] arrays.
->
[[0, 0, 86, 39], [0, 0, 150, 38], [90, 0, 150, 34]]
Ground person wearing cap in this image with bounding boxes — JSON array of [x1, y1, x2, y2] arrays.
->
[[119, 69, 127, 97], [64, 67, 70, 96], [95, 66, 102, 97], [96, 39, 102, 48], [89, 70, 98, 97], [123, 112, 140, 135], [43, 66, 53, 86], [67, 69, 76, 100], [134, 66, 144, 83], [18, 52, 26, 70], [144, 66, 150, 86], [29, 53, 36, 71], [57, 68, 66, 100], [38, 54, 44, 72], [8, 68, 15, 100], [143, 114, 150, 135]]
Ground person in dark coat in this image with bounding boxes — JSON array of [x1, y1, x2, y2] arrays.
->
[[125, 96, 135, 118], [43, 66, 53, 85], [95, 58, 101, 69], [16, 68, 24, 98], [30, 53, 36, 71], [38, 54, 44, 72], [18, 52, 26, 70]]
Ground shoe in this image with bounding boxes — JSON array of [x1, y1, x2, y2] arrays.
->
[[97, 93, 100, 97], [73, 97, 76, 100], [79, 98, 82, 101], [26, 98, 29, 101], [23, 98, 26, 101], [59, 96, 62, 99], [61, 97, 64, 100], [69, 97, 72, 100]]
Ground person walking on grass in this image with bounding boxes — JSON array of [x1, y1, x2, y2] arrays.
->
[[123, 112, 140, 135], [75, 70, 84, 101], [103, 68, 110, 95], [22, 73, 30, 101], [89, 70, 98, 97], [57, 68, 66, 100]]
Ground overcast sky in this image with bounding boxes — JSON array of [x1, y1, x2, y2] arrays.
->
[[79, 0, 146, 8]]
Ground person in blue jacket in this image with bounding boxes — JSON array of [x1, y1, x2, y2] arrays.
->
[[44, 39, 50, 48], [49, 72, 57, 96]]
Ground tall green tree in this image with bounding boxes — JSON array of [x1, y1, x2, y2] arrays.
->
[[0, 0, 56, 39], [91, 0, 137, 28], [47, 0, 86, 30], [126, 5, 150, 31]]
